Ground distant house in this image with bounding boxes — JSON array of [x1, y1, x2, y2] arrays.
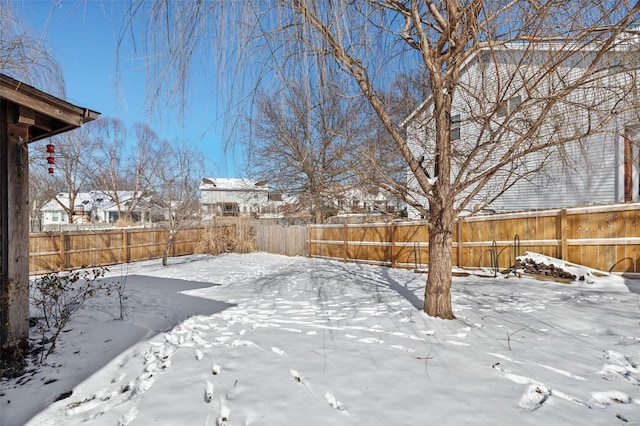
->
[[41, 191, 153, 226], [199, 178, 284, 219], [334, 187, 404, 216], [404, 39, 640, 218]]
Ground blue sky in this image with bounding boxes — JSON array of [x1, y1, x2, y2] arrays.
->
[[16, 0, 241, 178]]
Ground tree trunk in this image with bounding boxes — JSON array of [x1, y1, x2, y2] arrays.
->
[[162, 232, 175, 266], [424, 200, 456, 319]]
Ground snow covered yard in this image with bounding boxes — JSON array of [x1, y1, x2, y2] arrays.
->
[[1, 253, 639, 425]]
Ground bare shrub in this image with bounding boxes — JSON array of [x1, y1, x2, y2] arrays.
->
[[233, 221, 257, 253], [30, 268, 109, 362], [196, 222, 256, 255], [114, 218, 135, 227]]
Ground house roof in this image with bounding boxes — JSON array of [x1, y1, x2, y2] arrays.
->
[[0, 73, 100, 142], [199, 178, 269, 191], [41, 191, 147, 212]]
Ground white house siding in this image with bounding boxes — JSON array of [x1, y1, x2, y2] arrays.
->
[[485, 132, 622, 212], [199, 178, 278, 218], [40, 191, 152, 226], [406, 45, 639, 218]]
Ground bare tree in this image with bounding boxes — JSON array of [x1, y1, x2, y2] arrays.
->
[[90, 118, 161, 223], [154, 139, 204, 266], [247, 78, 359, 223], [353, 72, 427, 213], [29, 127, 95, 223], [89, 117, 129, 221], [124, 1, 640, 319], [0, 0, 65, 95]]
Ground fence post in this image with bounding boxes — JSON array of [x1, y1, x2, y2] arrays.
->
[[343, 223, 348, 262], [457, 219, 464, 268], [390, 223, 396, 268], [557, 208, 568, 259]]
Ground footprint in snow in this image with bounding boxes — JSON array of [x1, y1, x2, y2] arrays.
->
[[212, 361, 222, 375], [602, 350, 640, 386], [290, 369, 303, 382], [389, 344, 415, 353], [324, 393, 349, 414], [118, 406, 139, 426], [519, 384, 551, 411], [600, 364, 640, 386], [128, 372, 154, 397], [358, 337, 384, 344], [445, 340, 470, 347], [590, 390, 635, 407], [195, 349, 204, 360], [270, 347, 286, 356], [204, 380, 214, 403], [230, 339, 265, 351], [290, 369, 314, 394], [217, 396, 231, 426]]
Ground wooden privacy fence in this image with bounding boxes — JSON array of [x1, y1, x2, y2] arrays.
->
[[255, 224, 308, 257], [28, 222, 309, 274], [29, 227, 204, 274], [308, 203, 640, 274]]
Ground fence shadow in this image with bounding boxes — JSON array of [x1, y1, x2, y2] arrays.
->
[[622, 278, 640, 294]]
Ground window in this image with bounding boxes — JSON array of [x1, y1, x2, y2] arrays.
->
[[496, 102, 507, 118], [451, 114, 461, 141], [51, 212, 60, 222], [497, 95, 521, 118], [218, 202, 239, 217]]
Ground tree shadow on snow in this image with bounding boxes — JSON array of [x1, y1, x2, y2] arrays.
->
[[379, 267, 425, 310], [325, 261, 425, 311]]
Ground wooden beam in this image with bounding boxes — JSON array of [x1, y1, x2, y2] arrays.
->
[[15, 105, 35, 126], [1, 100, 30, 360], [1, 84, 86, 127], [0, 74, 99, 142]]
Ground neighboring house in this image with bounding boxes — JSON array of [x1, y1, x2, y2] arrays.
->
[[199, 178, 284, 219], [333, 187, 404, 216], [41, 191, 153, 226], [404, 39, 640, 218]]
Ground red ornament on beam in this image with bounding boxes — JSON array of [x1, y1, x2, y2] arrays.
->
[[46, 144, 55, 173]]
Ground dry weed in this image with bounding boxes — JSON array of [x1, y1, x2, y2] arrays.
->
[[196, 222, 256, 255]]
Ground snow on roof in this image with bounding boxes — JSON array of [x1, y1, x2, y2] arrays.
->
[[41, 191, 142, 211], [199, 178, 269, 191]]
